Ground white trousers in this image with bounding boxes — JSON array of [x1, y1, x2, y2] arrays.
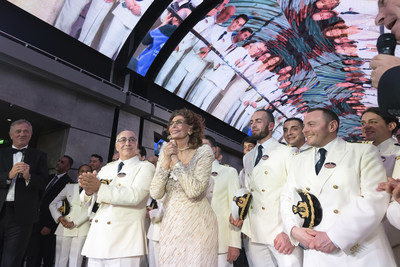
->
[[54, 0, 91, 35], [55, 235, 86, 267], [247, 240, 303, 267], [148, 239, 159, 267], [218, 253, 233, 267], [98, 16, 131, 59], [88, 256, 142, 267], [78, 0, 114, 46]]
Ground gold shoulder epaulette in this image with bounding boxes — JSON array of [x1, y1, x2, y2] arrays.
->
[[396, 156, 400, 161], [353, 140, 374, 144]]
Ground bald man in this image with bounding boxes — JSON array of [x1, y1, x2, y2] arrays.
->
[[79, 130, 155, 266]]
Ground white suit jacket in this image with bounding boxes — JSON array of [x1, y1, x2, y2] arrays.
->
[[209, 160, 241, 253], [281, 138, 395, 266], [387, 201, 400, 230], [377, 137, 400, 248], [49, 183, 90, 237], [377, 137, 400, 177], [242, 137, 293, 245], [81, 156, 155, 259]]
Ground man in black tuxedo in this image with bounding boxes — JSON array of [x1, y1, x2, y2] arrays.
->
[[0, 119, 48, 267], [26, 155, 74, 267]]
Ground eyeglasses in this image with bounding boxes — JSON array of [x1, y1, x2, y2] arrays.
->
[[116, 137, 137, 144], [169, 120, 186, 127]]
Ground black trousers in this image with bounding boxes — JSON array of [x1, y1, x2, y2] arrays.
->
[[26, 224, 56, 267], [0, 202, 33, 267]]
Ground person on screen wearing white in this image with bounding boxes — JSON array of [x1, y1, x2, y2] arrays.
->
[[228, 56, 281, 129], [210, 42, 268, 120], [165, 13, 248, 99], [78, 0, 115, 46], [187, 27, 253, 110], [162, 5, 236, 92], [53, 0, 91, 36], [97, 0, 153, 59], [231, 110, 302, 267], [156, 3, 233, 88]]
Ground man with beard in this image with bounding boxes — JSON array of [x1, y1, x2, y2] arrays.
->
[[230, 110, 302, 266]]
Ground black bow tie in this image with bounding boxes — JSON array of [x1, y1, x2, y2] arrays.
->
[[12, 148, 27, 154]]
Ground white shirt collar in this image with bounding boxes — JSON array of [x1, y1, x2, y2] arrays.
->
[[12, 145, 28, 150], [376, 137, 397, 154]]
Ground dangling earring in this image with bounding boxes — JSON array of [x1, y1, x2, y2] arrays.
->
[[188, 131, 192, 136]]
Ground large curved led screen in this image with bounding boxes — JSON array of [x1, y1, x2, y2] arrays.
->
[[152, 0, 387, 140], [9, 0, 156, 59]]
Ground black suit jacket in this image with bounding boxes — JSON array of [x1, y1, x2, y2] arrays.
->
[[39, 173, 73, 233], [378, 65, 400, 116], [0, 147, 48, 225]]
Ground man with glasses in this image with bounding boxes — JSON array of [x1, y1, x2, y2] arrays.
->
[[79, 130, 155, 266]]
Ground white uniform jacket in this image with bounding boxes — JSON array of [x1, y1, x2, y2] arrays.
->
[[242, 138, 293, 245], [209, 160, 241, 253], [377, 138, 400, 251], [387, 201, 400, 230], [50, 183, 90, 237], [81, 156, 155, 259], [377, 137, 400, 177], [281, 138, 395, 266]]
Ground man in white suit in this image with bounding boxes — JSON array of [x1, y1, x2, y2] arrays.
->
[[203, 135, 241, 267], [231, 110, 302, 267], [360, 107, 400, 265], [79, 130, 155, 266], [281, 108, 396, 267]]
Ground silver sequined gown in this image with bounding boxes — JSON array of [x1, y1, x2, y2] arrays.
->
[[150, 144, 218, 267]]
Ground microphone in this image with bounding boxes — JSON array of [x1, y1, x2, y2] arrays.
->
[[17, 149, 26, 179], [377, 33, 397, 55]]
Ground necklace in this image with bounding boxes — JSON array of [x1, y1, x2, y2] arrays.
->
[[177, 146, 190, 151]]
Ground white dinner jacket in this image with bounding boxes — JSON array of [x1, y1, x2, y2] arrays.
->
[[81, 156, 155, 259]]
